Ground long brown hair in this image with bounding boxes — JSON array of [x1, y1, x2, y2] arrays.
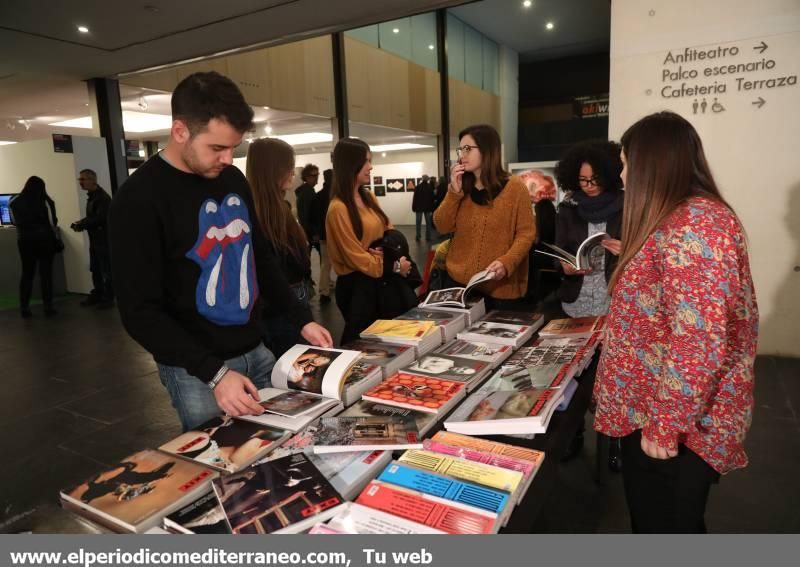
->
[[246, 138, 308, 261], [458, 124, 509, 199], [330, 138, 389, 240], [609, 111, 734, 290]]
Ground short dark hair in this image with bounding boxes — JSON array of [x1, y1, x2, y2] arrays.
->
[[301, 163, 319, 181], [555, 140, 624, 194], [79, 169, 97, 179], [171, 71, 254, 135]]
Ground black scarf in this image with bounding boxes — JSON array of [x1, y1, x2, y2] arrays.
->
[[570, 189, 624, 223]]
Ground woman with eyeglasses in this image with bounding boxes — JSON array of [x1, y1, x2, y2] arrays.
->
[[553, 140, 624, 319], [326, 138, 412, 344], [433, 124, 535, 310], [594, 111, 757, 533]]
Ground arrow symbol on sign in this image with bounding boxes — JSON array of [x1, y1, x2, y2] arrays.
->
[[753, 41, 768, 54], [752, 97, 766, 109]]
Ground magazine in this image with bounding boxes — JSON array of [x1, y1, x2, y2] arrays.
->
[[402, 353, 491, 385], [419, 269, 494, 309], [535, 232, 608, 270], [271, 345, 363, 400], [238, 388, 343, 432], [434, 339, 513, 368], [339, 400, 438, 438], [342, 339, 416, 379], [457, 320, 534, 348], [361, 372, 466, 415], [311, 416, 423, 454]]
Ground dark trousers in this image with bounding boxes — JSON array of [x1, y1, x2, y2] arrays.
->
[[415, 211, 433, 240], [18, 239, 54, 310], [89, 241, 113, 300], [335, 271, 381, 345], [621, 429, 720, 533]]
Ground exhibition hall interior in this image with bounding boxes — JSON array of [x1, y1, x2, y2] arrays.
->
[[0, 0, 798, 534]]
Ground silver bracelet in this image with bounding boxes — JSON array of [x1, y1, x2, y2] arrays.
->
[[208, 365, 230, 390]]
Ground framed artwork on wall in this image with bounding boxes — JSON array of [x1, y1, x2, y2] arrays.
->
[[372, 175, 383, 185], [386, 179, 405, 193], [374, 186, 386, 197]]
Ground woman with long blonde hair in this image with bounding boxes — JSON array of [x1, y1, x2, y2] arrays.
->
[[247, 138, 312, 357], [593, 111, 758, 532]]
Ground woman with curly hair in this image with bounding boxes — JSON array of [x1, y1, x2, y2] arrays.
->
[[554, 140, 624, 318]]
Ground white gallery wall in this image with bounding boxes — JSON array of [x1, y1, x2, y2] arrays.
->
[[609, 0, 800, 356], [0, 136, 111, 294]]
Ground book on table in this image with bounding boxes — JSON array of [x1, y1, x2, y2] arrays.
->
[[457, 320, 535, 348], [393, 307, 467, 342], [326, 502, 446, 534], [537, 315, 605, 339], [419, 269, 494, 309], [158, 416, 289, 474], [212, 453, 346, 534], [356, 480, 499, 534], [534, 232, 608, 270], [342, 339, 416, 379], [361, 372, 466, 415], [339, 399, 438, 437], [400, 352, 492, 392], [310, 415, 423, 454], [239, 388, 343, 432], [430, 431, 546, 465], [359, 319, 442, 356], [162, 490, 230, 534], [422, 296, 486, 326], [434, 338, 514, 369], [482, 310, 545, 330], [60, 449, 217, 534]]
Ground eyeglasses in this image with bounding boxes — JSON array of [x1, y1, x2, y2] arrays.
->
[[578, 175, 601, 187], [455, 145, 479, 158]]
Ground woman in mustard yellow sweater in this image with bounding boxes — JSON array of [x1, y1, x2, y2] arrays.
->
[[433, 124, 536, 309], [325, 138, 412, 344]]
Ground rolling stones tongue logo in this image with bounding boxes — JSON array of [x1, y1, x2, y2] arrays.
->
[[186, 194, 259, 325]]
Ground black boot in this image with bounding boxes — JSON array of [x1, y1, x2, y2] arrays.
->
[[608, 437, 623, 472], [561, 430, 585, 462]]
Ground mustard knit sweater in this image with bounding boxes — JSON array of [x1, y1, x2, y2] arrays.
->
[[433, 176, 535, 299], [325, 197, 390, 278]]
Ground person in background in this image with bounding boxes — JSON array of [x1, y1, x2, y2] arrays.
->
[[554, 140, 625, 469], [247, 138, 313, 358], [71, 169, 113, 308], [295, 163, 320, 258], [521, 170, 558, 305], [325, 138, 412, 344], [110, 71, 331, 432], [434, 176, 448, 211], [433, 124, 535, 311], [594, 111, 758, 533], [412, 174, 436, 242], [9, 176, 58, 318], [310, 169, 334, 305]]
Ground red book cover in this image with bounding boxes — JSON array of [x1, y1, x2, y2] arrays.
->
[[362, 373, 465, 414], [356, 482, 495, 534]]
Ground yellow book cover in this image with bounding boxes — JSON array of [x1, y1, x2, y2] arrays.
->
[[431, 431, 545, 466], [363, 319, 436, 339], [399, 449, 522, 493]]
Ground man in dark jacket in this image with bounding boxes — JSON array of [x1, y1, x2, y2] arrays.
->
[[412, 174, 436, 241], [71, 169, 113, 308], [309, 169, 333, 304], [295, 164, 320, 257]]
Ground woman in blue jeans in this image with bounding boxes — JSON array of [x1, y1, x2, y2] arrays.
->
[[247, 138, 314, 357]]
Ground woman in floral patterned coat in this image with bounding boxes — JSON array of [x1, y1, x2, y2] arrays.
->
[[594, 111, 758, 533]]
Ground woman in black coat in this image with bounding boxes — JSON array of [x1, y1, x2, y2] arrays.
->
[[9, 176, 59, 318], [554, 141, 624, 318]]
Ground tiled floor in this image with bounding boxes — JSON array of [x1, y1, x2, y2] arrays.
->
[[1, 226, 798, 533]]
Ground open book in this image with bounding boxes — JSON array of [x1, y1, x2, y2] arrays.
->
[[535, 232, 609, 270], [419, 269, 494, 309]]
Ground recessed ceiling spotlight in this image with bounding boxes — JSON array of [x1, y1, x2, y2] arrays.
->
[[77, 25, 89, 34], [523, 0, 532, 8], [381, 152, 387, 157], [546, 22, 554, 30], [428, 44, 435, 50], [392, 28, 400, 34]]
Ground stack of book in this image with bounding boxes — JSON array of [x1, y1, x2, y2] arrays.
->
[[537, 315, 605, 339], [361, 372, 466, 418], [456, 310, 544, 348], [360, 320, 442, 356], [309, 416, 424, 454], [433, 338, 514, 370], [400, 352, 493, 392], [343, 339, 416, 379], [338, 399, 438, 437], [423, 297, 486, 326], [394, 307, 467, 342]]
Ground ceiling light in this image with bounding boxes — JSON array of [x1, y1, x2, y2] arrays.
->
[[265, 125, 273, 135], [546, 22, 554, 30], [381, 152, 387, 158], [138, 148, 146, 157], [0, 141, 17, 145], [50, 110, 173, 133], [428, 44, 435, 50], [272, 132, 333, 146], [392, 28, 400, 34], [77, 25, 89, 34], [370, 143, 434, 152], [523, 0, 532, 7]]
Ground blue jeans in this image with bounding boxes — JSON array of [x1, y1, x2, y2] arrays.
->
[[416, 211, 433, 240], [157, 343, 275, 432]]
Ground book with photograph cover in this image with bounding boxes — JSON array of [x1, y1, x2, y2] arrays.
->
[[538, 316, 605, 338], [213, 453, 346, 534], [361, 372, 466, 415], [342, 339, 416, 379], [483, 310, 545, 330], [457, 320, 534, 348], [434, 339, 513, 369], [534, 232, 609, 270], [419, 269, 494, 309], [158, 416, 289, 474], [60, 450, 217, 533], [162, 490, 230, 534], [311, 416, 422, 454], [402, 353, 490, 384], [271, 345, 362, 399], [394, 307, 466, 342], [238, 388, 342, 432], [339, 400, 437, 437]]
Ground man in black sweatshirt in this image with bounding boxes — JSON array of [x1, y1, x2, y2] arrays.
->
[[110, 72, 332, 431]]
